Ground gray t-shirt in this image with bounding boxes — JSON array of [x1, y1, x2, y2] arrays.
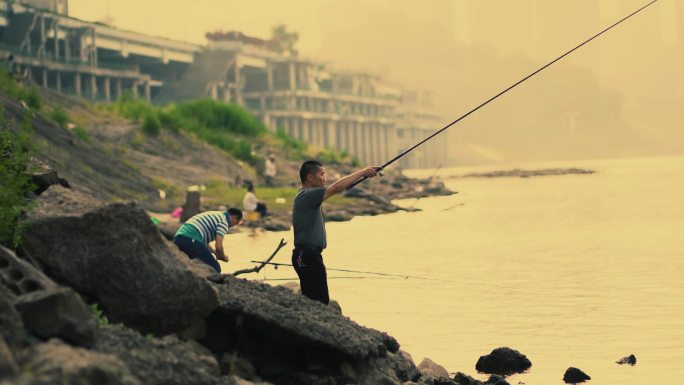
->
[[292, 187, 327, 249]]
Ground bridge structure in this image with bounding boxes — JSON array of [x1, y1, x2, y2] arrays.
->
[[0, 0, 201, 102]]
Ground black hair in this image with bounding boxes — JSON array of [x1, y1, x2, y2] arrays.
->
[[227, 207, 243, 222], [299, 160, 323, 184]]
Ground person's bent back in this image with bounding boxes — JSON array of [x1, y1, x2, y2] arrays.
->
[[174, 208, 242, 272]]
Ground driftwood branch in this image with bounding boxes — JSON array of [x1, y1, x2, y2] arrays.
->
[[232, 238, 287, 276]]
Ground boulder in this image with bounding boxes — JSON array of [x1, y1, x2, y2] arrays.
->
[[215, 275, 398, 358], [95, 324, 222, 385], [208, 275, 406, 384], [475, 347, 531, 376], [418, 357, 450, 380], [20, 187, 218, 334], [0, 245, 56, 297], [219, 352, 258, 380], [20, 339, 141, 385], [0, 337, 18, 379], [28, 158, 70, 196], [616, 354, 636, 366], [563, 367, 590, 384], [0, 282, 25, 348], [485, 374, 509, 385], [14, 286, 98, 347], [453, 372, 482, 385]]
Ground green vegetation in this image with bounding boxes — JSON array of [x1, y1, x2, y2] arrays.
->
[[276, 127, 307, 159], [142, 111, 161, 136], [72, 125, 90, 142], [271, 24, 299, 57], [48, 106, 69, 128], [110, 95, 265, 164], [0, 70, 41, 110], [90, 303, 109, 326], [0, 110, 35, 248]]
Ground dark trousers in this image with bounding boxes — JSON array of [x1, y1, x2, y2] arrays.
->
[[292, 247, 329, 305], [174, 235, 221, 273], [256, 202, 268, 218]]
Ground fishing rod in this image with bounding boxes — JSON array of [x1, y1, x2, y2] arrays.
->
[[347, 0, 659, 190], [250, 260, 462, 283]]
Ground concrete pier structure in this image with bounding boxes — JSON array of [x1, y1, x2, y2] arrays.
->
[[161, 31, 447, 168], [0, 0, 200, 102]]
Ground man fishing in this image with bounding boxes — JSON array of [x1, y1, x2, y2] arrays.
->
[[292, 161, 380, 304], [174, 208, 243, 273]]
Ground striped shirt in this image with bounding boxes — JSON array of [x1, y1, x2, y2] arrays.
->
[[175, 211, 230, 244]]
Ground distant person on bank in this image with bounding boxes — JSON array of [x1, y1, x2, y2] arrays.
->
[[264, 154, 277, 186], [292, 161, 380, 304], [173, 208, 242, 273], [242, 184, 269, 218]]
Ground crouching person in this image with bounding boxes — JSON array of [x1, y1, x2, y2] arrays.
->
[[174, 208, 243, 272]]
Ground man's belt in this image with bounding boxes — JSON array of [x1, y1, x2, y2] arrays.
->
[[294, 245, 323, 253]]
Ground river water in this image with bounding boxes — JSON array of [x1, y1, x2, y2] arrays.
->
[[225, 156, 684, 384]]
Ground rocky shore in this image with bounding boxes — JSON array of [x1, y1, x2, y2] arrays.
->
[[155, 170, 453, 236], [0, 168, 471, 385]]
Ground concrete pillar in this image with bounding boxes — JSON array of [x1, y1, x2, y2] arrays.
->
[[90, 75, 97, 99], [115, 79, 122, 100], [56, 71, 61, 92], [74, 73, 81, 97], [144, 81, 151, 102], [132, 81, 139, 98], [326, 121, 336, 148], [364, 124, 372, 164], [42, 69, 48, 88], [288, 62, 296, 91], [53, 20, 60, 61], [234, 64, 242, 105], [104, 77, 111, 102], [267, 62, 274, 91], [260, 95, 266, 111]]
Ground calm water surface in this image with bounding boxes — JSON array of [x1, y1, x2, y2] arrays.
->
[[225, 156, 684, 384]]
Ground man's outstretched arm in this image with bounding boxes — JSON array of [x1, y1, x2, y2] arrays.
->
[[323, 166, 379, 201]]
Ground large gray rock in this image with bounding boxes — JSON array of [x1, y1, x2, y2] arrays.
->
[[215, 275, 398, 359], [14, 286, 98, 347], [94, 324, 221, 385], [563, 367, 590, 384], [20, 187, 218, 334], [0, 284, 24, 348], [418, 357, 450, 380], [475, 347, 531, 376], [210, 276, 405, 384], [0, 337, 18, 379], [0, 245, 56, 297], [19, 339, 141, 385]]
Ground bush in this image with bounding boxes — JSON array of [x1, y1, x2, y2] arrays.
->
[[112, 91, 153, 122], [0, 70, 42, 111], [175, 99, 266, 137], [72, 126, 90, 142], [0, 112, 35, 248], [142, 111, 161, 136], [49, 107, 69, 128], [23, 87, 41, 110]]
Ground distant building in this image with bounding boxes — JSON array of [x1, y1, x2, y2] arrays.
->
[[0, 0, 200, 101], [0, 1, 447, 168], [160, 30, 447, 168]]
